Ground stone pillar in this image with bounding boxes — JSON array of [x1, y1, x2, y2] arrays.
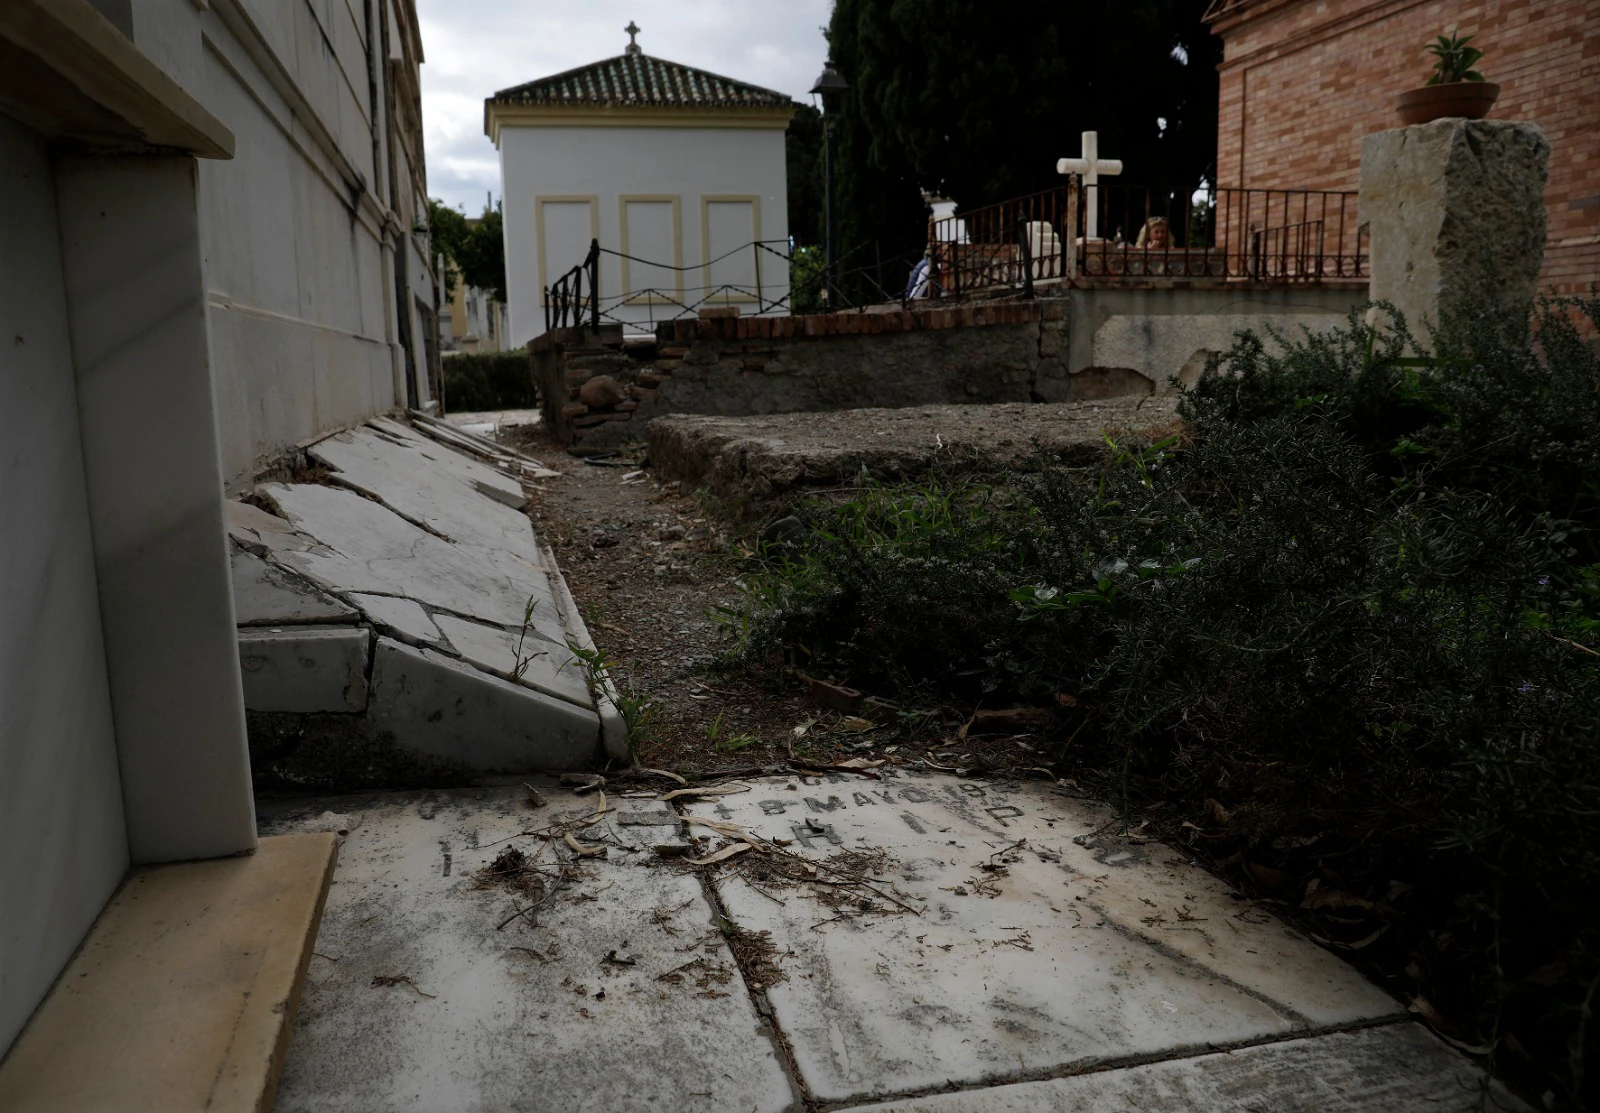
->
[[1359, 118, 1549, 335]]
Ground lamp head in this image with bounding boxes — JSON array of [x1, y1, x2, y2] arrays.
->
[[810, 60, 849, 97]]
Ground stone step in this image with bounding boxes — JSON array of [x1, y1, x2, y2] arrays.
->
[[0, 834, 338, 1113]]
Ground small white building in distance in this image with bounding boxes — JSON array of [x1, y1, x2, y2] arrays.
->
[[486, 24, 796, 344]]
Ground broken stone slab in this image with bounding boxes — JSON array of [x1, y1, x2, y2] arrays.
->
[[687, 770, 1401, 1105], [264, 785, 794, 1113], [309, 425, 541, 558], [430, 614, 594, 711], [258, 482, 563, 641], [347, 593, 445, 649], [238, 626, 371, 714], [404, 412, 559, 481], [833, 1023, 1528, 1112], [367, 416, 528, 508], [646, 399, 1180, 509], [226, 499, 316, 554], [231, 544, 356, 626], [366, 638, 601, 772]]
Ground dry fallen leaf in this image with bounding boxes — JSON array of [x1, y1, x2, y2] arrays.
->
[[832, 757, 885, 770], [564, 832, 607, 858], [839, 716, 877, 733], [685, 816, 757, 840], [523, 783, 547, 808], [658, 783, 752, 802], [1301, 888, 1376, 913], [688, 843, 753, 867], [642, 767, 688, 786]]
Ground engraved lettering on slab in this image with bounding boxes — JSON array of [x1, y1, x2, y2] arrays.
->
[[986, 805, 1025, 827], [901, 812, 927, 834], [804, 796, 846, 813], [792, 822, 843, 849], [758, 799, 793, 815], [899, 786, 934, 803], [852, 792, 877, 807]]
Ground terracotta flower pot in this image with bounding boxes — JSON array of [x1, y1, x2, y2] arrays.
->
[[1395, 81, 1501, 126]]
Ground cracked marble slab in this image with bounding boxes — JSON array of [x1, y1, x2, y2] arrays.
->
[[310, 426, 540, 559], [264, 785, 794, 1113], [686, 770, 1402, 1106], [833, 1023, 1527, 1112], [257, 482, 562, 639]]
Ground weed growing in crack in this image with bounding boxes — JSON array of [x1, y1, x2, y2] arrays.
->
[[566, 642, 652, 760], [511, 595, 542, 681]]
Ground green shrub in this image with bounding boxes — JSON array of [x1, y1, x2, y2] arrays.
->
[[441, 349, 533, 412], [731, 295, 1600, 1107]]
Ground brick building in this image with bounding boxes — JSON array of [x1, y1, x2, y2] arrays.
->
[[1204, 0, 1599, 293]]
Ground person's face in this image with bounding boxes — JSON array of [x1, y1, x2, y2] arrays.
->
[[1149, 222, 1169, 248]]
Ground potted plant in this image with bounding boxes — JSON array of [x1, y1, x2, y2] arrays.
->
[[1396, 32, 1500, 125]]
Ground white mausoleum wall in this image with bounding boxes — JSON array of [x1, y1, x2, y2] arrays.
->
[[499, 125, 790, 345], [0, 117, 130, 1053], [113, 0, 435, 488]]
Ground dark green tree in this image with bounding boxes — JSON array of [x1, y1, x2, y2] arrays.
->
[[428, 199, 471, 296], [428, 199, 507, 303], [786, 103, 825, 247], [460, 205, 507, 303], [825, 0, 1220, 285]]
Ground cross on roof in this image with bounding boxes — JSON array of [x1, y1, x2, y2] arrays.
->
[[625, 20, 641, 55], [1057, 131, 1122, 240]]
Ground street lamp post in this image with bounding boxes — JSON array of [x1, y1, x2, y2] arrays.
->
[[810, 59, 849, 310]]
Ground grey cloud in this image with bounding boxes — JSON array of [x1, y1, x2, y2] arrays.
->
[[418, 0, 832, 212]]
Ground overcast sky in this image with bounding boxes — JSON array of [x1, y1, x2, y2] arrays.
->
[[416, 0, 833, 213]]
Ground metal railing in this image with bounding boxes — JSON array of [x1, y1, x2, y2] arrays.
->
[[544, 238, 600, 332], [925, 183, 1367, 291], [536, 182, 1367, 336]]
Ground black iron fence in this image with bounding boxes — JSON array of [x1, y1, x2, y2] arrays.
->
[[536, 183, 1367, 336], [926, 183, 1367, 294], [543, 238, 600, 332]]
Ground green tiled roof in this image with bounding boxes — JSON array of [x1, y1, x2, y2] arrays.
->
[[490, 53, 795, 111]]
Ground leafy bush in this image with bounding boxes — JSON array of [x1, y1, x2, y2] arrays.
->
[[790, 244, 826, 315], [442, 349, 533, 413], [732, 296, 1600, 1107]]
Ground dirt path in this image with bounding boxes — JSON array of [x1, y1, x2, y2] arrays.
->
[[505, 423, 1046, 778]]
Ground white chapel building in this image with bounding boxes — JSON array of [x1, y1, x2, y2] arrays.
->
[[486, 26, 796, 343]]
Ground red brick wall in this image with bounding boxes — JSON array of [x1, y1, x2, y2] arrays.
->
[[1208, 0, 1599, 293]]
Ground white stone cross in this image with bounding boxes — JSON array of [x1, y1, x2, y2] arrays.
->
[[1057, 130, 1122, 240]]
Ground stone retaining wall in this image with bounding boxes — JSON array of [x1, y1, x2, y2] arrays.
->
[[529, 283, 1368, 451], [530, 300, 1130, 450]]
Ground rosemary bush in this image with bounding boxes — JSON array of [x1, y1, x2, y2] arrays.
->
[[733, 296, 1600, 1106]]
